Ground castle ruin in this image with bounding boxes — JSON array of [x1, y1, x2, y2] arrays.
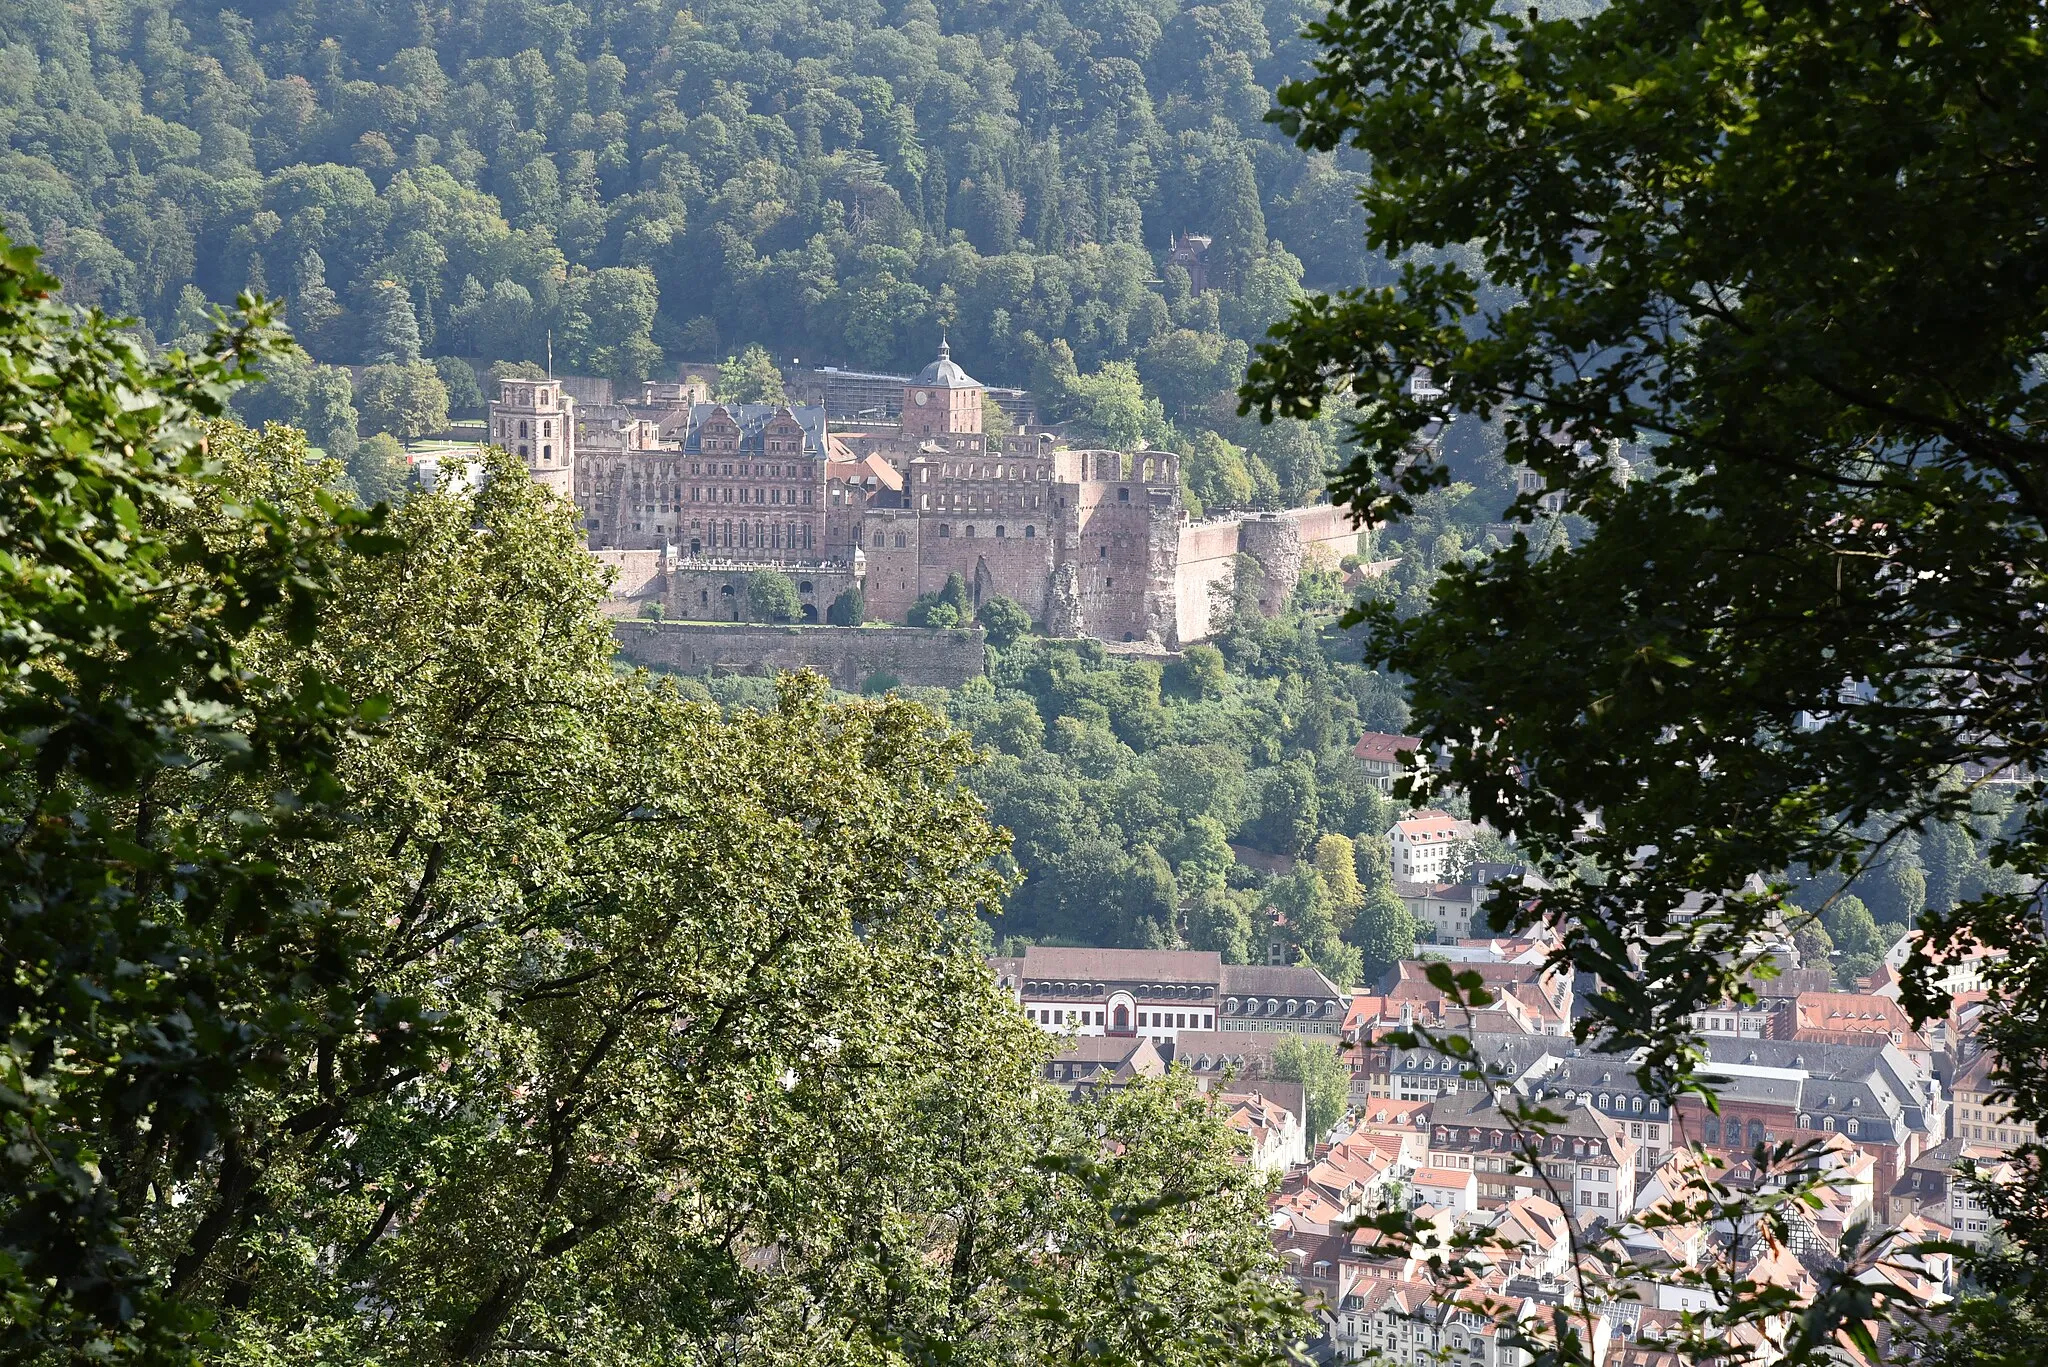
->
[[488, 343, 1359, 644]]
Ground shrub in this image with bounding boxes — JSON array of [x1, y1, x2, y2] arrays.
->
[[826, 585, 865, 626], [975, 595, 1031, 646], [747, 570, 800, 623]]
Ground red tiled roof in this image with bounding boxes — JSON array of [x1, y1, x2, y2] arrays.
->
[[1354, 732, 1422, 764]]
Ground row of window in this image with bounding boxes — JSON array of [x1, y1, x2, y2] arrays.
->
[[1028, 1008, 1218, 1030], [920, 463, 1047, 481], [689, 461, 810, 476], [634, 521, 816, 551], [679, 487, 813, 505], [923, 492, 1046, 510], [935, 524, 1035, 539]]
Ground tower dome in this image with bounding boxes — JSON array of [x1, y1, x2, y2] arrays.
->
[[914, 337, 981, 389]]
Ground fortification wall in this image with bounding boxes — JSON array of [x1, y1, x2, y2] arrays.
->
[[860, 510, 924, 623], [1168, 504, 1368, 641], [593, 549, 667, 601], [914, 521, 1056, 621], [1278, 504, 1362, 563], [1054, 484, 1177, 643], [662, 563, 858, 623], [1174, 520, 1246, 644], [613, 621, 987, 690]]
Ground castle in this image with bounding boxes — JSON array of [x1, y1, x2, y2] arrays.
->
[[489, 343, 1360, 645]]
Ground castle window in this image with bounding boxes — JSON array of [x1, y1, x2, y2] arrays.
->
[[518, 445, 529, 457], [894, 533, 906, 548], [995, 525, 1005, 538], [543, 445, 551, 462], [1024, 525, 1035, 538], [519, 420, 529, 438], [543, 421, 552, 438], [1099, 545, 1108, 558], [873, 532, 883, 547], [938, 525, 950, 538], [965, 525, 976, 538], [770, 489, 780, 504], [1119, 488, 1130, 502]]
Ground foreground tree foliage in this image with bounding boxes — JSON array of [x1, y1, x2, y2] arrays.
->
[[1246, 0, 2048, 1355], [1, 238, 1310, 1365]]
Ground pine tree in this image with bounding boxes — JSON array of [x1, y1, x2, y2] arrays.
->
[[364, 280, 423, 365], [292, 251, 343, 355]]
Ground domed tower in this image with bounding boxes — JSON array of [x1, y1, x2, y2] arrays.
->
[[900, 337, 984, 443], [490, 377, 576, 499]]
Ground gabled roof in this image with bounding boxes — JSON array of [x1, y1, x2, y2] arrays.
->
[[1353, 732, 1422, 764], [1019, 945, 1223, 984], [1222, 963, 1344, 999], [681, 402, 829, 453]]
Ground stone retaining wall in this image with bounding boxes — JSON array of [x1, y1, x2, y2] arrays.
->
[[613, 620, 987, 690]]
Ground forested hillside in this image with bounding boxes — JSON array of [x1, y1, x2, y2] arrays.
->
[[0, 0, 1383, 503]]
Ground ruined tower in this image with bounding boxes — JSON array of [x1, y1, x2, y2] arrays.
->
[[491, 378, 576, 499]]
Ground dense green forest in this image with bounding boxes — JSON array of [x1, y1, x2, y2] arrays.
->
[[674, 560, 2028, 997], [0, 0, 1395, 506]]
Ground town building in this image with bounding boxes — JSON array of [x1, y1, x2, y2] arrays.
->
[[987, 946, 1346, 1045], [1387, 809, 1476, 883], [1950, 1047, 2043, 1151], [1396, 862, 1544, 945], [1351, 732, 1421, 793], [1041, 1035, 1166, 1097], [1425, 1087, 1640, 1224]]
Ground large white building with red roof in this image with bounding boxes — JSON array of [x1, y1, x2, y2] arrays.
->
[[1387, 809, 1477, 883]]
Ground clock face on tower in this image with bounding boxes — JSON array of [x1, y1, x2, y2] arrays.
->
[[915, 390, 929, 405]]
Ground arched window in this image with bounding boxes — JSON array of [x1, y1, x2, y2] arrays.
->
[[895, 533, 907, 548], [519, 420, 529, 438], [938, 524, 951, 538], [1748, 1119, 1765, 1148], [1113, 1004, 1130, 1032], [873, 532, 883, 547], [1025, 525, 1036, 538], [1632, 1096, 1644, 1114], [965, 525, 976, 538]]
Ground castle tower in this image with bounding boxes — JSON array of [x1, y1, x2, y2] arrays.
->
[[900, 338, 984, 443], [491, 378, 575, 499]]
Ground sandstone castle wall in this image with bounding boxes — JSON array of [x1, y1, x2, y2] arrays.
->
[[614, 620, 987, 689]]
